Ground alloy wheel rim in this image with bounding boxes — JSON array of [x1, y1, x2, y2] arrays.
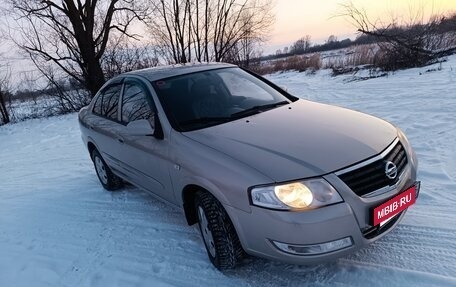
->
[[94, 156, 108, 185], [198, 206, 216, 257]]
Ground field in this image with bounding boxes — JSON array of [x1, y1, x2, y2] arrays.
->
[[1, 55, 455, 287]]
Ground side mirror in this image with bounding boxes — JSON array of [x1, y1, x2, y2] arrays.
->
[[126, 119, 155, 136]]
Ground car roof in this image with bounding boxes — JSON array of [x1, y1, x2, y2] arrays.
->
[[122, 62, 237, 82]]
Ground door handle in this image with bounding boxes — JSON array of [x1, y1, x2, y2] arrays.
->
[[117, 137, 125, 144]]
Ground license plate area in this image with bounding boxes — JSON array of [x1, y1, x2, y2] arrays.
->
[[379, 214, 397, 227], [372, 182, 420, 226]]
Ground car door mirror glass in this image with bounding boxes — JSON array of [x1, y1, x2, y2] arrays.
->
[[126, 119, 154, 136]]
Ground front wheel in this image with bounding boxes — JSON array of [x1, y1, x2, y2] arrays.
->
[[91, 149, 123, 191], [195, 191, 245, 270]]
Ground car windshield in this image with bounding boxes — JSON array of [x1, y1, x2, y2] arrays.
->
[[152, 67, 295, 131]]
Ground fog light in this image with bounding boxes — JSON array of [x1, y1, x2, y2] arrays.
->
[[272, 237, 353, 255]]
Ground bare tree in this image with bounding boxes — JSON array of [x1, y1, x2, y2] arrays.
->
[[0, 31, 12, 124], [222, 34, 263, 68], [0, 62, 11, 125], [102, 38, 160, 79], [212, 0, 273, 62], [222, 9, 268, 68], [339, 1, 456, 70], [149, 0, 193, 64], [6, 0, 148, 96], [148, 0, 274, 64], [30, 58, 92, 115], [291, 35, 312, 54], [326, 35, 337, 44]]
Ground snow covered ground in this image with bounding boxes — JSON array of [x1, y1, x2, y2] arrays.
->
[[1, 56, 456, 287]]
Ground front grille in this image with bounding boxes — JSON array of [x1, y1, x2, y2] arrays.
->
[[338, 141, 408, 197]]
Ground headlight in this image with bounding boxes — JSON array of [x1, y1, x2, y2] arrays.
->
[[250, 178, 343, 211]]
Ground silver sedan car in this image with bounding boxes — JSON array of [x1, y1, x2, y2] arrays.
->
[[78, 63, 419, 270]]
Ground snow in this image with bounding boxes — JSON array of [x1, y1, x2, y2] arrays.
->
[[1, 56, 456, 287]]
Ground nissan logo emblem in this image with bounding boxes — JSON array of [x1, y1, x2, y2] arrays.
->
[[385, 161, 398, 180]]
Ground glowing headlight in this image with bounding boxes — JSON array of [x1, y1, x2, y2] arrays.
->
[[274, 182, 313, 208], [250, 178, 343, 211]]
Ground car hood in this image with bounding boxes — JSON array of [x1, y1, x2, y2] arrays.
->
[[183, 99, 397, 182]]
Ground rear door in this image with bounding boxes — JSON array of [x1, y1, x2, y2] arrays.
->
[[85, 83, 124, 172], [116, 78, 175, 203]]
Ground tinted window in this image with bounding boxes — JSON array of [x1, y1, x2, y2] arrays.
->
[[121, 83, 153, 124], [93, 84, 121, 121], [153, 67, 292, 131], [92, 94, 102, 115]]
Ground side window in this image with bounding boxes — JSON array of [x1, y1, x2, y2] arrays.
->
[[92, 94, 102, 115], [101, 85, 121, 121], [93, 84, 121, 121], [121, 83, 154, 124]]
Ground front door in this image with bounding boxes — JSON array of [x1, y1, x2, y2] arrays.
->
[[117, 79, 175, 203]]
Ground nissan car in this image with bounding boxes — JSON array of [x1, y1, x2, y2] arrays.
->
[[78, 63, 419, 270]]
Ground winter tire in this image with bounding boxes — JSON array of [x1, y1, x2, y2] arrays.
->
[[91, 149, 123, 191], [195, 191, 245, 270]]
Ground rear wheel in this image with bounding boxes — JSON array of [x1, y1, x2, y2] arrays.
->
[[195, 191, 245, 270], [91, 149, 123, 191]]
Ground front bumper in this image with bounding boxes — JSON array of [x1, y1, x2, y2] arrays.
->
[[224, 160, 418, 265], [226, 202, 366, 264]]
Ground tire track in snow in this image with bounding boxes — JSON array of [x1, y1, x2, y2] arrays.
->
[[343, 224, 456, 277]]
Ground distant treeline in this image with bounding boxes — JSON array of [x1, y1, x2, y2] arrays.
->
[[261, 12, 456, 62]]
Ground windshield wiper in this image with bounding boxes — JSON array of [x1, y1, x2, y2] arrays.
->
[[230, 101, 289, 118], [179, 101, 290, 129]]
